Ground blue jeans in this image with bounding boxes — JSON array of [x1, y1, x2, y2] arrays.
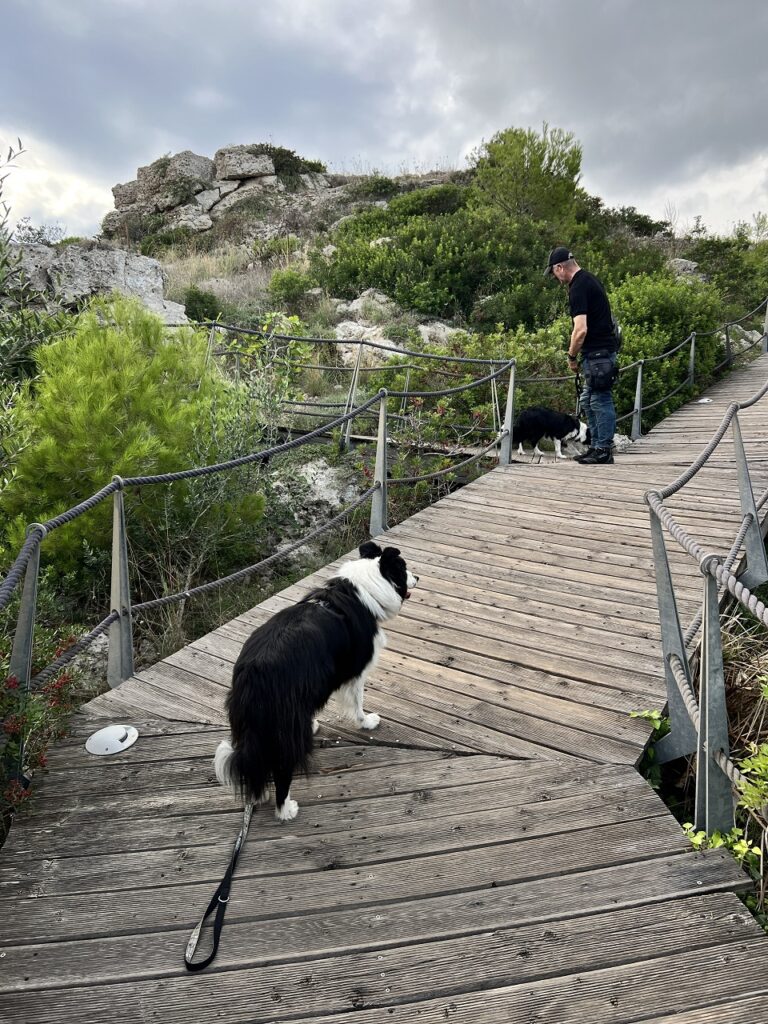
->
[[580, 352, 617, 449]]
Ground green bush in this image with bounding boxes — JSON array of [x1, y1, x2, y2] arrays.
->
[[245, 144, 327, 189], [139, 226, 195, 257], [184, 284, 222, 322], [348, 175, 400, 200], [2, 297, 266, 597], [268, 268, 314, 312]]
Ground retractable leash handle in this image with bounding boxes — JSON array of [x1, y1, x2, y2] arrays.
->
[[184, 803, 253, 972]]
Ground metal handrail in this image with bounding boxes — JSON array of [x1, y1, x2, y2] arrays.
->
[[645, 368, 768, 832]]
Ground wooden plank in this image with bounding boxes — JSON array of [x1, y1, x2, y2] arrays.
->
[[2, 896, 762, 1022], [0, 884, 751, 996], [0, 816, 690, 945], [3, 760, 628, 860], [0, 785, 667, 898]]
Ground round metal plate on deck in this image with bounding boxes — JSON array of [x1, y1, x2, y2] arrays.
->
[[85, 725, 139, 756]]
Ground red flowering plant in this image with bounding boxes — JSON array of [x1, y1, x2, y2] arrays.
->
[[1, 595, 84, 843]]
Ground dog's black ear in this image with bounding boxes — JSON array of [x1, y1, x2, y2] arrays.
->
[[359, 541, 382, 559], [380, 546, 402, 562]]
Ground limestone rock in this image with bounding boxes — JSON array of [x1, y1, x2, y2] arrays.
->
[[417, 322, 465, 346], [10, 242, 56, 293], [44, 245, 187, 324], [299, 173, 330, 191], [214, 146, 275, 180], [136, 150, 215, 212], [346, 288, 397, 319], [667, 257, 706, 281], [112, 180, 140, 209], [171, 204, 213, 232], [209, 179, 278, 218], [334, 320, 403, 366]]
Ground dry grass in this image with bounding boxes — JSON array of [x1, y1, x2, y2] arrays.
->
[[162, 244, 268, 305]]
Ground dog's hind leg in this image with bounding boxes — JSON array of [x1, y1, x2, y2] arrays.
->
[[274, 767, 299, 822]]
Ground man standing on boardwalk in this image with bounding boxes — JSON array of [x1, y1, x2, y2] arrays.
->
[[545, 246, 619, 464]]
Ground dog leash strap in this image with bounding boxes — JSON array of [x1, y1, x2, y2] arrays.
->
[[184, 802, 253, 972]]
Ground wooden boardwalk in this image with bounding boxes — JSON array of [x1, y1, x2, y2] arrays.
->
[[3, 358, 768, 1021]]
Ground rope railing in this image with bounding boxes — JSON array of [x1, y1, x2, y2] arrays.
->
[[4, 293, 766, 790], [645, 366, 768, 833], [388, 431, 508, 485], [206, 320, 508, 365], [133, 485, 379, 613]]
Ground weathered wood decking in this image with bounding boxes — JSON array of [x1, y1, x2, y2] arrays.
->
[[2, 358, 768, 1022]]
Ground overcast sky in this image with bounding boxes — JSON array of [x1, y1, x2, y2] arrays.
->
[[3, 0, 767, 238]]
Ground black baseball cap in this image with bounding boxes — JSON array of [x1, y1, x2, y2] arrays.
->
[[544, 246, 573, 275]]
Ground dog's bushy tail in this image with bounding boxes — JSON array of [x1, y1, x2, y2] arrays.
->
[[214, 735, 271, 804]]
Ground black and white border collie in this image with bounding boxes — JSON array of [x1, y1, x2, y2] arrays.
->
[[214, 542, 418, 822], [512, 406, 589, 459]]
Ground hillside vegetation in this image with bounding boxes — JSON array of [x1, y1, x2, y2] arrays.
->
[[2, 126, 768, 843]]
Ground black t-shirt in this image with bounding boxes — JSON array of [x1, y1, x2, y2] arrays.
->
[[568, 269, 617, 353]]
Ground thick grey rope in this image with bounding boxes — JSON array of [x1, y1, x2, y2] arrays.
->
[[385, 360, 513, 399], [133, 485, 379, 613], [123, 393, 383, 487], [389, 431, 508, 485], [668, 652, 747, 789], [206, 322, 508, 365], [29, 611, 119, 690], [684, 513, 754, 646]]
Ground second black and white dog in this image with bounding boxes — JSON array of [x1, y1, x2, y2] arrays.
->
[[512, 406, 589, 459], [214, 542, 418, 822]]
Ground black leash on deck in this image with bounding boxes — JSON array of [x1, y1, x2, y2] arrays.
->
[[184, 802, 253, 972]]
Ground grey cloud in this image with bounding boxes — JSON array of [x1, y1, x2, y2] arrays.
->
[[3, 0, 767, 232]]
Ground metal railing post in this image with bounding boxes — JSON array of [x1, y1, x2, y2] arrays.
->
[[724, 323, 733, 368], [730, 411, 768, 588], [498, 360, 516, 466], [341, 342, 364, 451], [631, 360, 644, 441], [688, 332, 696, 387], [2, 527, 44, 761], [648, 510, 699, 763], [763, 300, 768, 354], [107, 478, 134, 688], [695, 569, 736, 833], [399, 367, 411, 419], [369, 390, 389, 537]]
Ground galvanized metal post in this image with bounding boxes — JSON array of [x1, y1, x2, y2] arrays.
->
[[648, 510, 699, 763], [724, 323, 733, 368], [730, 411, 768, 588], [341, 343, 364, 451], [688, 332, 696, 387], [107, 478, 134, 689], [399, 367, 411, 419], [498, 361, 516, 466], [630, 360, 644, 441], [3, 527, 44, 761], [763, 300, 768, 354], [695, 569, 736, 833], [369, 391, 388, 537]]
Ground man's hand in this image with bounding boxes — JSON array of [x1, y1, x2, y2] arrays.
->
[[567, 353, 579, 372]]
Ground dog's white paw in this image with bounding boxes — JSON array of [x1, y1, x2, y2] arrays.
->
[[312, 718, 320, 735], [275, 798, 299, 822], [360, 712, 381, 730]]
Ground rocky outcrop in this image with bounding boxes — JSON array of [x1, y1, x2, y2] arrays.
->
[[12, 242, 187, 324], [102, 146, 340, 241], [213, 146, 274, 181]]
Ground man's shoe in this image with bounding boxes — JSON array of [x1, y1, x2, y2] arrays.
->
[[573, 448, 596, 463], [578, 447, 614, 465]]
